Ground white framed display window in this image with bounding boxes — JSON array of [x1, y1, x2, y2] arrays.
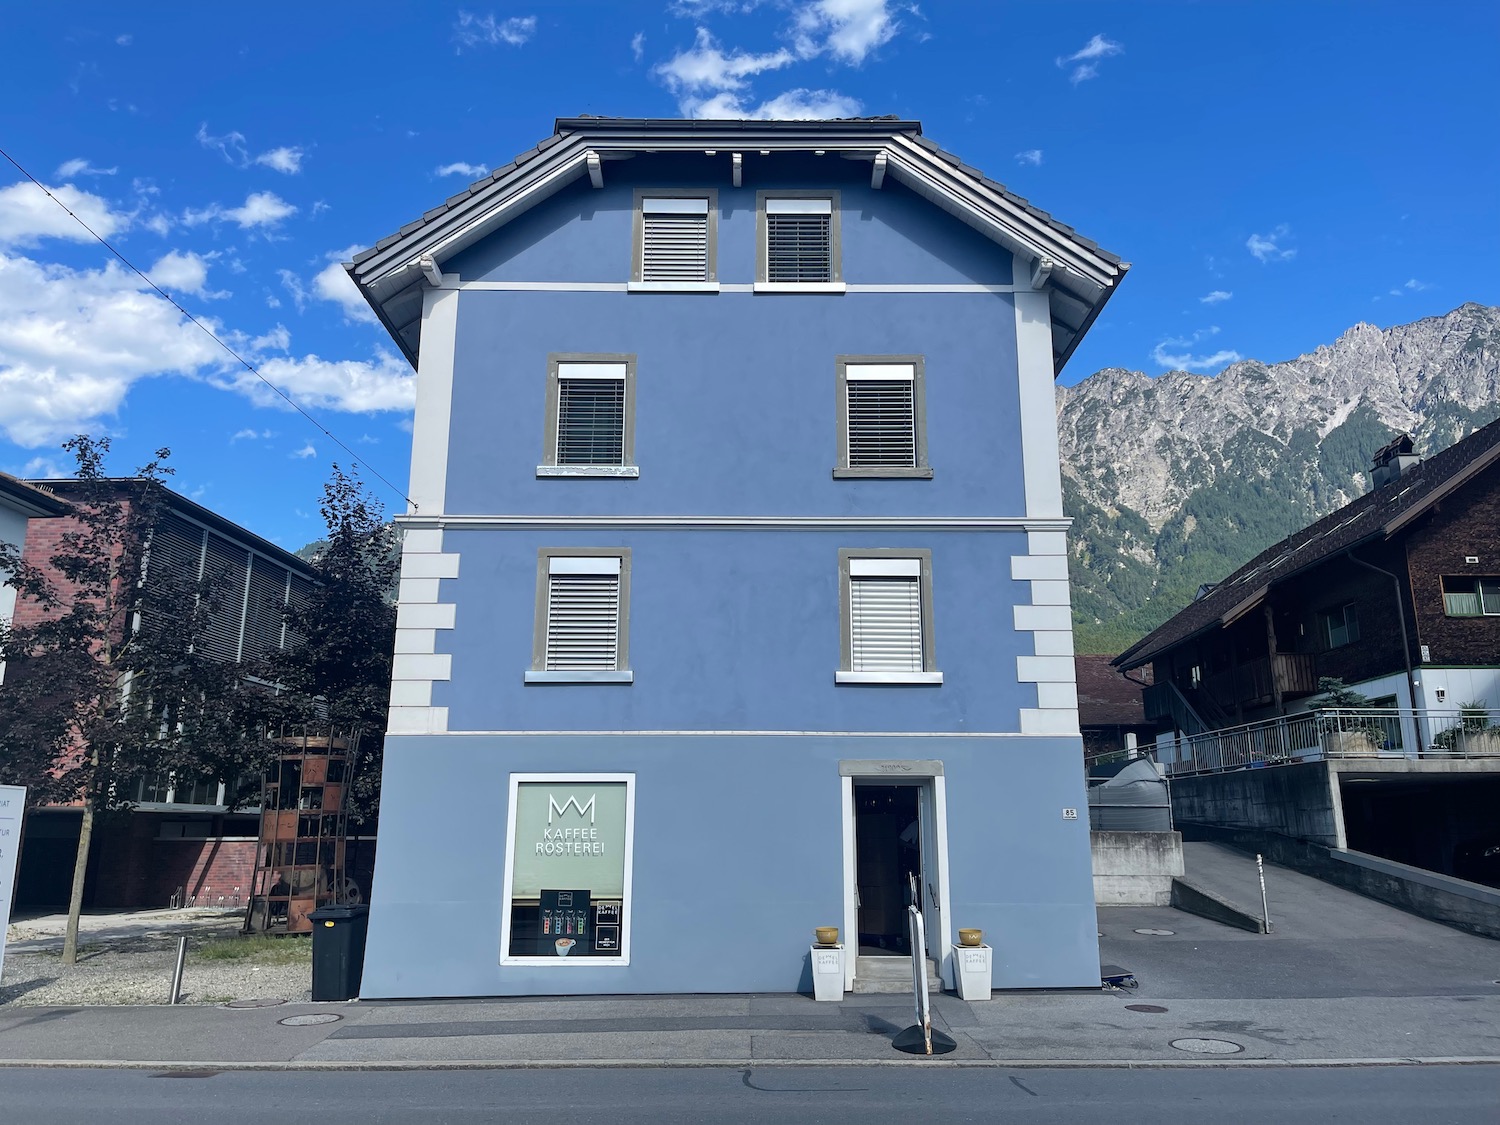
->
[[499, 773, 636, 967]]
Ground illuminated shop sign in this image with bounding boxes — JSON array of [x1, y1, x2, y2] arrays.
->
[[503, 776, 633, 963]]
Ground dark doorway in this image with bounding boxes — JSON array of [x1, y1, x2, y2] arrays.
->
[[854, 784, 920, 955]]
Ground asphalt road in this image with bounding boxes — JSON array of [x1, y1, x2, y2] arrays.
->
[[2, 1064, 1498, 1124]]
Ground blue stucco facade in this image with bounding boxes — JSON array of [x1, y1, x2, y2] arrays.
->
[[360, 144, 1101, 998]]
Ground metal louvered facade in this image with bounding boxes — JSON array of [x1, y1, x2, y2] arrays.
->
[[556, 377, 626, 465], [846, 376, 917, 468], [849, 575, 925, 672], [200, 533, 251, 662], [241, 556, 290, 662], [545, 570, 621, 670], [640, 197, 710, 282]]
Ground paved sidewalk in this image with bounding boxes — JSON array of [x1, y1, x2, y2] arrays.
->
[[4, 845, 1499, 1069]]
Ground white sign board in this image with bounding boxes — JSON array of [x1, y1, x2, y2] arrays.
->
[[0, 785, 25, 985]]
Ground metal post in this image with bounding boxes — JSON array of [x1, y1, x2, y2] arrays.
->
[[170, 936, 188, 1004], [1257, 854, 1273, 934]]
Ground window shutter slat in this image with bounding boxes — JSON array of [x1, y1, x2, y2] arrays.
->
[[545, 573, 620, 669], [642, 211, 709, 281], [766, 213, 831, 282], [846, 379, 916, 467], [850, 576, 923, 672], [556, 379, 625, 465], [201, 533, 249, 663]]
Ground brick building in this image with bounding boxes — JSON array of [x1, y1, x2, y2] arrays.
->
[[7, 480, 320, 912]]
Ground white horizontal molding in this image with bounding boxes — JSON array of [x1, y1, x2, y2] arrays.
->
[[1011, 554, 1070, 581], [524, 670, 635, 684], [398, 514, 1071, 532], [426, 729, 1067, 738], [835, 671, 944, 685], [395, 602, 458, 630], [388, 706, 450, 735], [448, 280, 1023, 294], [536, 465, 640, 478]]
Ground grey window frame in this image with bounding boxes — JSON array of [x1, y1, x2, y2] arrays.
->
[[755, 190, 843, 292], [1442, 576, 1500, 617], [833, 355, 932, 479], [526, 548, 633, 684], [538, 353, 638, 479], [1319, 601, 1360, 649], [630, 189, 719, 292], [836, 548, 941, 685]]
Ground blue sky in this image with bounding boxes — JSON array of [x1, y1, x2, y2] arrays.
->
[[2, 1, 1496, 548]]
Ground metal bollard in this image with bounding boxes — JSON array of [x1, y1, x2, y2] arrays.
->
[[1257, 854, 1274, 933], [170, 936, 188, 1004]]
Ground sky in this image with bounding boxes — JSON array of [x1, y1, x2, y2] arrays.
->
[[2, 1, 1497, 549]]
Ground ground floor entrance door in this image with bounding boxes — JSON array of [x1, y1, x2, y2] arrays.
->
[[852, 782, 942, 964]]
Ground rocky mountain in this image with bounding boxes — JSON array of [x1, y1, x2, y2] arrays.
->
[[1060, 302, 1500, 654]]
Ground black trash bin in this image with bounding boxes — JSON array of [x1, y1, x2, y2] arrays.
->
[[308, 904, 370, 1001]]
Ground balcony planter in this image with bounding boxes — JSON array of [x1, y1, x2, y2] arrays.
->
[[1321, 729, 1378, 758]]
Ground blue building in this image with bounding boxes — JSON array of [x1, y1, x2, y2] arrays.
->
[[348, 117, 1127, 998]]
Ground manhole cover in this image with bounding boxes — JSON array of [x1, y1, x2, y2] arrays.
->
[[222, 998, 286, 1009], [1126, 1004, 1169, 1013], [1134, 928, 1176, 936], [279, 1013, 342, 1027], [1170, 1037, 1244, 1054]]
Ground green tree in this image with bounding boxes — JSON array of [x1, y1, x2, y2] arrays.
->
[[0, 437, 256, 964], [258, 465, 399, 826]]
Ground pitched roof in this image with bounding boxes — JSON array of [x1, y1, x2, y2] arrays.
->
[[0, 471, 69, 517], [1113, 415, 1500, 670], [1075, 654, 1151, 727], [346, 116, 1127, 375]]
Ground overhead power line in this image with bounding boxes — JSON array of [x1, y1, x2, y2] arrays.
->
[[0, 145, 415, 510]]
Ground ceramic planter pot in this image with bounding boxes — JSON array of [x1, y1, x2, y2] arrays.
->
[[814, 926, 839, 946], [958, 928, 983, 947]]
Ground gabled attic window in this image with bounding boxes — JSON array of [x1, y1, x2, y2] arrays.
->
[[757, 193, 842, 290], [633, 191, 717, 291]]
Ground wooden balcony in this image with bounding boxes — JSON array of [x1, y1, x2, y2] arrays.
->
[[1206, 653, 1318, 708]]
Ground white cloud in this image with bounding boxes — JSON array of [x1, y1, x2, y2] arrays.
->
[[19, 455, 68, 478], [278, 269, 307, 311], [197, 123, 249, 166], [0, 181, 127, 247], [793, 0, 898, 64], [1247, 224, 1295, 263], [116, 34, 132, 46], [230, 428, 275, 442], [453, 11, 537, 48], [254, 146, 305, 174], [184, 191, 297, 230], [148, 250, 211, 295], [290, 442, 317, 459], [312, 247, 377, 324], [0, 246, 413, 447], [435, 161, 488, 178], [1057, 33, 1122, 84], [1390, 278, 1432, 295], [1151, 326, 1241, 372], [1200, 290, 1232, 304], [631, 31, 646, 61], [684, 87, 861, 120], [55, 158, 117, 178], [656, 28, 793, 95], [1014, 149, 1043, 166]]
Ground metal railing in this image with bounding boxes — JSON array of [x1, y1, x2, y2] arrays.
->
[[1158, 707, 1500, 777]]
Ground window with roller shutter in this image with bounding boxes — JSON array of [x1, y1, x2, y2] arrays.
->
[[758, 194, 840, 285], [835, 357, 931, 478], [635, 194, 715, 284], [837, 551, 941, 685], [539, 355, 637, 477], [527, 550, 632, 683]]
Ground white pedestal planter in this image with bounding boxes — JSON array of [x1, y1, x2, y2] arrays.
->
[[953, 943, 992, 1001], [810, 944, 845, 1001]]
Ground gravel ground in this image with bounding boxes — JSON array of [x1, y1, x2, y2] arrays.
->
[[1, 923, 311, 1007]]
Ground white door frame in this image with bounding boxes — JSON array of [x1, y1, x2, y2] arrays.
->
[[840, 765, 954, 991]]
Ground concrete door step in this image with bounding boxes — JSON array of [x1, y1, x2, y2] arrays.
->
[[853, 954, 943, 994]]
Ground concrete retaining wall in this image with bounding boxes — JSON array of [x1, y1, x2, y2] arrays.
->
[[1180, 822, 1500, 940], [1091, 830, 1184, 906], [1169, 763, 1342, 846]]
